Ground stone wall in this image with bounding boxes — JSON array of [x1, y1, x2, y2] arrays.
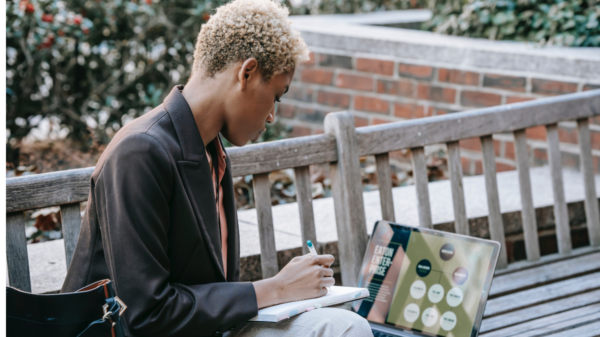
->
[[280, 13, 600, 175]]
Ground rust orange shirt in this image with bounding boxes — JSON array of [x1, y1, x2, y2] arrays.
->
[[205, 138, 228, 278]]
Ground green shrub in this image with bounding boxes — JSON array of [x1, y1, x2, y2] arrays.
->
[[423, 0, 600, 46]]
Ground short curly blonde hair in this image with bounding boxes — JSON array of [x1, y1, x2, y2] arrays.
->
[[192, 0, 309, 81]]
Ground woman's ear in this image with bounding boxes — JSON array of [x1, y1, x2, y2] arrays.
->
[[238, 58, 259, 90]]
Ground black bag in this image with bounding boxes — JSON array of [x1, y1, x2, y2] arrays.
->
[[6, 279, 127, 337]]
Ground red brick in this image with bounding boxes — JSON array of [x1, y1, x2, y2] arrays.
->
[[376, 79, 414, 97], [336, 74, 373, 91], [289, 125, 312, 138], [354, 116, 369, 127], [532, 79, 578, 95], [432, 108, 448, 116], [533, 148, 548, 161], [483, 74, 526, 92], [417, 84, 456, 103], [461, 157, 472, 175], [504, 141, 515, 160], [592, 132, 600, 150], [354, 96, 389, 114], [526, 126, 547, 140], [459, 137, 481, 151], [474, 160, 483, 175], [592, 116, 600, 125], [558, 127, 578, 144], [460, 91, 502, 107], [398, 63, 433, 80], [314, 128, 324, 135], [583, 84, 600, 91], [496, 162, 516, 172], [438, 68, 479, 85], [317, 91, 350, 108], [506, 96, 536, 104], [356, 58, 394, 76], [277, 103, 295, 118], [301, 69, 333, 85], [372, 118, 393, 125], [394, 103, 426, 119]]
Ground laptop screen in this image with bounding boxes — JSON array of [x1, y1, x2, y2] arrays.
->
[[353, 221, 499, 337]]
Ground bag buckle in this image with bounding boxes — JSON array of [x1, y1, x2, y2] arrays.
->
[[102, 296, 128, 322]]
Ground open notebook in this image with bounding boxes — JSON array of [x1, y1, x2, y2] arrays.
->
[[249, 286, 369, 322]]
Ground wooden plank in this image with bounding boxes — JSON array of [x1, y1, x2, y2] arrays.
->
[[6, 212, 31, 292], [514, 129, 541, 261], [480, 288, 600, 333], [480, 303, 600, 337], [481, 135, 508, 269], [577, 118, 600, 247], [228, 134, 337, 177], [6, 135, 338, 213], [446, 141, 468, 235], [489, 252, 600, 297], [375, 153, 395, 222], [60, 203, 82, 270], [6, 167, 94, 213], [484, 272, 600, 317], [411, 147, 432, 228], [325, 112, 369, 287], [546, 123, 572, 254], [495, 245, 600, 276], [512, 309, 600, 337], [544, 320, 600, 337], [356, 90, 600, 156], [252, 173, 279, 279], [294, 166, 318, 255]]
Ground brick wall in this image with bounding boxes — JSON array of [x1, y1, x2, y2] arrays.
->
[[279, 50, 600, 175]]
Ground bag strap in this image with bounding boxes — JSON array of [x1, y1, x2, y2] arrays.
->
[[76, 280, 127, 337]]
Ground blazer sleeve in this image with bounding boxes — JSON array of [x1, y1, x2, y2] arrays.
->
[[94, 133, 258, 337]]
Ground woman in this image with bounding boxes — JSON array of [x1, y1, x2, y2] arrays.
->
[[61, 0, 372, 336]]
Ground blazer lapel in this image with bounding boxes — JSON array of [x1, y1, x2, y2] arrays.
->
[[219, 136, 241, 282], [163, 85, 225, 281]]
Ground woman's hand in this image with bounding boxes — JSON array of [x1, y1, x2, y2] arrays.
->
[[252, 254, 335, 309]]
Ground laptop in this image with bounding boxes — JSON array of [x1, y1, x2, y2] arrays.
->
[[352, 221, 500, 337]]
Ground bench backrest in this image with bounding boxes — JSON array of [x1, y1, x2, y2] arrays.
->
[[7, 89, 600, 292]]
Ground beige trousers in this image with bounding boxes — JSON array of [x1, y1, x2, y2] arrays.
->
[[224, 308, 373, 337]]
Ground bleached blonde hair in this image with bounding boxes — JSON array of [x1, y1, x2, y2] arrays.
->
[[192, 0, 310, 81]]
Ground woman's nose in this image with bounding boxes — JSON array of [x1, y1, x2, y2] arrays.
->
[[266, 111, 275, 124]]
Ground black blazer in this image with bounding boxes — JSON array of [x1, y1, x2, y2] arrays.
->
[[61, 85, 258, 336]]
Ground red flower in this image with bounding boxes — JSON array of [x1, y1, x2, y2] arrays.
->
[[82, 27, 89, 35], [25, 2, 35, 14], [203, 13, 210, 21], [74, 14, 82, 25], [42, 14, 54, 22], [146, 0, 152, 4]]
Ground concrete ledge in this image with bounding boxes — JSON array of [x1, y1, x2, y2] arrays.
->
[[27, 166, 600, 292], [291, 11, 600, 81]]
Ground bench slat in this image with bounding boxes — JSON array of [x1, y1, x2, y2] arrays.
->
[[514, 129, 541, 261], [480, 303, 600, 337], [577, 118, 600, 246], [6, 212, 31, 292], [489, 252, 600, 297], [325, 112, 369, 287], [356, 90, 600, 156], [411, 146, 432, 228], [60, 203, 82, 270], [252, 173, 279, 279], [480, 288, 600, 333], [494, 246, 600, 276], [447, 141, 468, 235], [375, 153, 395, 222], [546, 123, 572, 254], [512, 307, 600, 337], [294, 166, 318, 255], [544, 320, 600, 337], [481, 135, 508, 269], [484, 272, 600, 317]]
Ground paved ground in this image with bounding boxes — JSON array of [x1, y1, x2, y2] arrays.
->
[[26, 166, 600, 293]]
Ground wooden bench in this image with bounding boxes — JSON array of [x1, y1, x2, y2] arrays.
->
[[7, 89, 600, 335]]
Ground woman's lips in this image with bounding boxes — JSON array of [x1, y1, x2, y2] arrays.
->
[[251, 128, 265, 143]]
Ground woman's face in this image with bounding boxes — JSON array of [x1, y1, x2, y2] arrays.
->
[[221, 65, 295, 147]]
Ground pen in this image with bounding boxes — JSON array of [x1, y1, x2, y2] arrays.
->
[[307, 240, 317, 255]]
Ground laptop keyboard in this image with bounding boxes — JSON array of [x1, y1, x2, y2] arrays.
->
[[372, 329, 403, 337]]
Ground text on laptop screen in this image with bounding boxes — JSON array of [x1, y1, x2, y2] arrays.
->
[[353, 222, 495, 337]]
